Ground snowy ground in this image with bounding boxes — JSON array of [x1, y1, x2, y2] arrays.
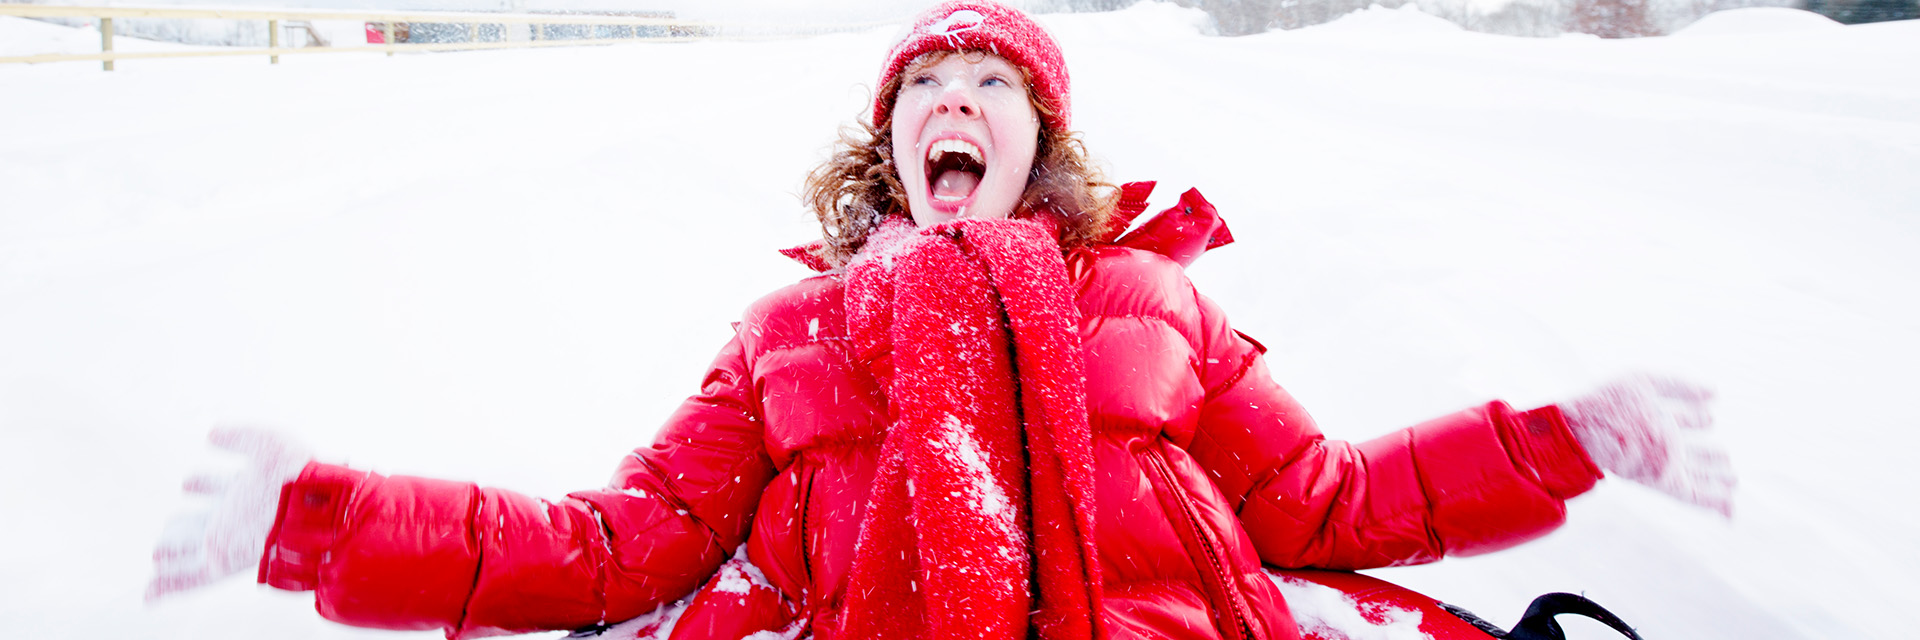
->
[[3, 4, 1918, 639]]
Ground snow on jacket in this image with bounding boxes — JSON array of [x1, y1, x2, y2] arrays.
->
[[258, 199, 1603, 640]]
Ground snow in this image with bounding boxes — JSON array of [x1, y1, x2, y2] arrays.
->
[[3, 3, 1919, 640], [1266, 572, 1429, 640], [711, 545, 775, 596], [594, 595, 692, 640], [0, 16, 212, 56], [935, 414, 1014, 522], [1670, 7, 1844, 37], [848, 216, 922, 270], [738, 620, 809, 640], [1299, 4, 1466, 35]]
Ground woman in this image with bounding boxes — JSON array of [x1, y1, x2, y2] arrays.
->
[[148, 3, 1732, 639]]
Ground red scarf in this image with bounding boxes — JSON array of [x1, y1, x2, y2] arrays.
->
[[837, 217, 1103, 640]]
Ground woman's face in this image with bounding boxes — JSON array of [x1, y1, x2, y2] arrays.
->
[[890, 52, 1041, 227]]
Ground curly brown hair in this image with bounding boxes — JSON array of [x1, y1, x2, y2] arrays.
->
[[802, 50, 1116, 268]]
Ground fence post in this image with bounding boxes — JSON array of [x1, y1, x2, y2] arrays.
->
[[100, 16, 113, 71], [385, 23, 396, 56], [269, 19, 280, 64]]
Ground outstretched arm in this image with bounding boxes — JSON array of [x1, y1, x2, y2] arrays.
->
[[150, 332, 775, 638], [1181, 294, 1604, 570], [258, 333, 774, 637]]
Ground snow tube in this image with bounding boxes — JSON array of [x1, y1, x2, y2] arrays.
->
[[582, 564, 1643, 640], [1265, 569, 1643, 640]]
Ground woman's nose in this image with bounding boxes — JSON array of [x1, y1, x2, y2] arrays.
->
[[935, 85, 979, 119]]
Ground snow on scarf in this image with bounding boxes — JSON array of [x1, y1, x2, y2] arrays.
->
[[838, 217, 1103, 640]]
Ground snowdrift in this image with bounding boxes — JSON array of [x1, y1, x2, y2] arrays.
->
[[1671, 7, 1845, 36]]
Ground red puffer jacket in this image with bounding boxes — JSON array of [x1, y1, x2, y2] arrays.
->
[[259, 194, 1602, 640]]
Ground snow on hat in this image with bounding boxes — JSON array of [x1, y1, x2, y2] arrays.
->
[[874, 0, 1071, 131]]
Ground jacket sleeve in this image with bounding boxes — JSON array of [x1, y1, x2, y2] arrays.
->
[[257, 333, 776, 638], [1180, 293, 1603, 571]]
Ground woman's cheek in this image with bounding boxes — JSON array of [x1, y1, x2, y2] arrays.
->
[[892, 90, 936, 127]]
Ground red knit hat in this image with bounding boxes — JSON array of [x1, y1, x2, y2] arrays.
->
[[873, 0, 1071, 131]]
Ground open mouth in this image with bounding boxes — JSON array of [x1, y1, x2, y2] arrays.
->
[[926, 138, 987, 207]]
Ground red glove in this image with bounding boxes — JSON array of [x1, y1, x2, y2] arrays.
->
[[1562, 375, 1735, 517], [147, 427, 311, 601]]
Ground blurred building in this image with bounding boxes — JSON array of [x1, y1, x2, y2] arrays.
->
[[1804, 0, 1920, 22]]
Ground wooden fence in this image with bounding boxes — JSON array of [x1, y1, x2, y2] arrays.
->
[[0, 3, 716, 70]]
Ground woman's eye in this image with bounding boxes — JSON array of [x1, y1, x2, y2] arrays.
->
[[981, 76, 1008, 87], [912, 75, 939, 86]]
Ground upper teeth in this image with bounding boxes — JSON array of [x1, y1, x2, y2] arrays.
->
[[927, 139, 983, 165]]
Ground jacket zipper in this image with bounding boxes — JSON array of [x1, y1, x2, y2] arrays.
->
[[795, 464, 819, 613], [1142, 447, 1261, 640]]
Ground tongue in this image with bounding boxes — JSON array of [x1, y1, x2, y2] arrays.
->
[[932, 170, 981, 200]]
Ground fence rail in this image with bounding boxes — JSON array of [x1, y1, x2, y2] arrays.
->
[[0, 3, 717, 69]]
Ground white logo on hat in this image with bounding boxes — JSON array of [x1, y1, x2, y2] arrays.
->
[[924, 9, 985, 37]]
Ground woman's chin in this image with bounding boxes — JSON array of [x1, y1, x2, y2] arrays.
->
[[911, 193, 1018, 226]]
